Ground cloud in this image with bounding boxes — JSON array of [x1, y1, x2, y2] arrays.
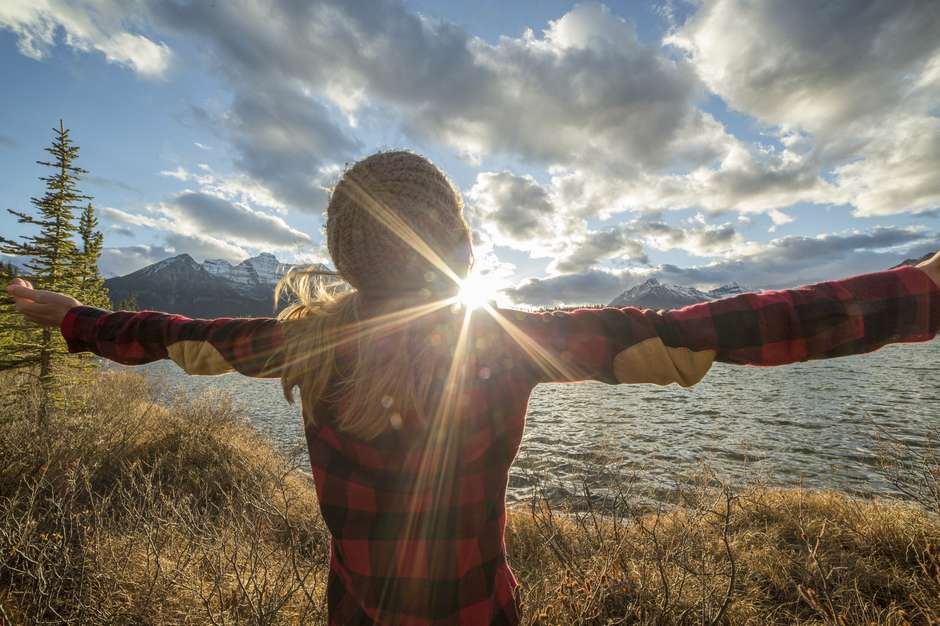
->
[[504, 226, 938, 305], [549, 142, 840, 220], [0, 135, 17, 149], [98, 234, 248, 275], [551, 227, 648, 273], [503, 268, 625, 306], [667, 0, 940, 219], [669, 0, 940, 133], [222, 87, 360, 211], [161, 232, 247, 263], [545, 217, 743, 274], [99, 190, 312, 268], [0, 0, 172, 77], [160, 191, 311, 248], [150, 0, 938, 224], [98, 244, 175, 276], [100, 206, 158, 228], [153, 1, 727, 207], [467, 172, 561, 249], [109, 225, 135, 237], [833, 116, 940, 216]]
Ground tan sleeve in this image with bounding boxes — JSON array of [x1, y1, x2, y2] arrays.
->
[[612, 337, 716, 387], [167, 340, 235, 376]]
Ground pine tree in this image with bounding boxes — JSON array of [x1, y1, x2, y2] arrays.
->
[[0, 262, 20, 356], [117, 292, 139, 311], [0, 120, 92, 418], [76, 203, 110, 309]]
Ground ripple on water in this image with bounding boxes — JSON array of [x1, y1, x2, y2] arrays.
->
[[132, 340, 940, 505]]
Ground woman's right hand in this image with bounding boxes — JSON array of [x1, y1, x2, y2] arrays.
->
[[917, 251, 940, 288], [5, 278, 82, 328]]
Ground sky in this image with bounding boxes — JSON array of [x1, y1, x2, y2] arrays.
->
[[1, 0, 938, 306]]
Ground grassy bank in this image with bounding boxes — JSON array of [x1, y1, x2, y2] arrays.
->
[[0, 370, 937, 624]]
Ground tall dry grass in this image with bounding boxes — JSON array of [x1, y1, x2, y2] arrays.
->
[[0, 369, 937, 624]]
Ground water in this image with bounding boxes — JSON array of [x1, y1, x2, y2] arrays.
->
[[125, 340, 940, 503]]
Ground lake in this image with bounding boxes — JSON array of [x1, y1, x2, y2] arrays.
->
[[124, 339, 940, 505]]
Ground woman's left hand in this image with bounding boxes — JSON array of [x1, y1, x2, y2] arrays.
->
[[5, 278, 81, 328]]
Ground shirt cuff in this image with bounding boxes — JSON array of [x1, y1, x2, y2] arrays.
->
[[60, 306, 109, 354]]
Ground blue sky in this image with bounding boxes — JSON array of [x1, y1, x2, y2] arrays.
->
[[1, 0, 938, 305]]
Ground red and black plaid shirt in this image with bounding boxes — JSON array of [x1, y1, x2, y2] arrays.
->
[[61, 267, 939, 625]]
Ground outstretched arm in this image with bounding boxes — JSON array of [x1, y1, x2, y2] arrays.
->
[[5, 278, 285, 378], [503, 258, 940, 387]]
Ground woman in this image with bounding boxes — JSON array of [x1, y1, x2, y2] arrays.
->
[[7, 151, 940, 625]]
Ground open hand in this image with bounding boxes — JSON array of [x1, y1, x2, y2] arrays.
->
[[5, 278, 81, 328], [917, 251, 940, 288]]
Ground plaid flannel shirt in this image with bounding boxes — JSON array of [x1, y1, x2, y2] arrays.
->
[[61, 267, 940, 625]]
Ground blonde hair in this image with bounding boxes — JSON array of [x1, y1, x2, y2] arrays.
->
[[275, 152, 472, 440]]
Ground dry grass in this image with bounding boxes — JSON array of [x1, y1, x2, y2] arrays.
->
[[0, 369, 938, 625]]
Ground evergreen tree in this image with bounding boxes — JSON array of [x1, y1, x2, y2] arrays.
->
[[117, 292, 139, 311], [0, 120, 92, 418], [76, 203, 110, 309], [0, 261, 20, 355]]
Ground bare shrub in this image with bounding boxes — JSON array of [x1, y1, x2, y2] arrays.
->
[[874, 424, 940, 517], [0, 368, 330, 625]]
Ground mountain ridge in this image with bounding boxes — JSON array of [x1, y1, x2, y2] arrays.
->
[[608, 278, 752, 309], [104, 253, 329, 317]]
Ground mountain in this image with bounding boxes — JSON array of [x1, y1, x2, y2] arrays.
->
[[892, 250, 937, 268], [608, 279, 751, 309], [104, 253, 329, 318], [0, 254, 29, 275], [202, 252, 296, 293]]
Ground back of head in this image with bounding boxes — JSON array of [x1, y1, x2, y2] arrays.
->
[[275, 151, 473, 440], [328, 151, 472, 297]]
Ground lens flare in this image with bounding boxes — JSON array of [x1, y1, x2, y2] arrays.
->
[[458, 273, 493, 310]]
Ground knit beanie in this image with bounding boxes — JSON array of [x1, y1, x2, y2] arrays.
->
[[326, 151, 472, 298]]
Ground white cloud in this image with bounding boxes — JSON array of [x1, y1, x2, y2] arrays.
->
[[154, 1, 725, 209], [146, 0, 940, 225], [0, 0, 172, 77], [159, 166, 191, 181], [834, 116, 940, 216], [99, 191, 311, 265], [158, 191, 310, 248], [467, 171, 565, 253], [669, 0, 940, 133], [98, 244, 174, 276]]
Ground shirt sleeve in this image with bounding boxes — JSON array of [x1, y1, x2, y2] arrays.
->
[[499, 266, 940, 387], [59, 307, 286, 378]]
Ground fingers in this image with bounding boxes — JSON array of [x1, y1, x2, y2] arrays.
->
[[4, 277, 32, 291], [5, 284, 39, 302], [5, 285, 58, 304]]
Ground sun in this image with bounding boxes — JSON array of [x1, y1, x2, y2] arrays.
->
[[458, 273, 494, 310]]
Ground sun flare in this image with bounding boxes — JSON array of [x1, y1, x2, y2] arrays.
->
[[458, 273, 494, 310]]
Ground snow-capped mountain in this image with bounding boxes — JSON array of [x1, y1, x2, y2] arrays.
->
[[203, 253, 299, 293], [104, 253, 332, 317], [608, 279, 753, 309]]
